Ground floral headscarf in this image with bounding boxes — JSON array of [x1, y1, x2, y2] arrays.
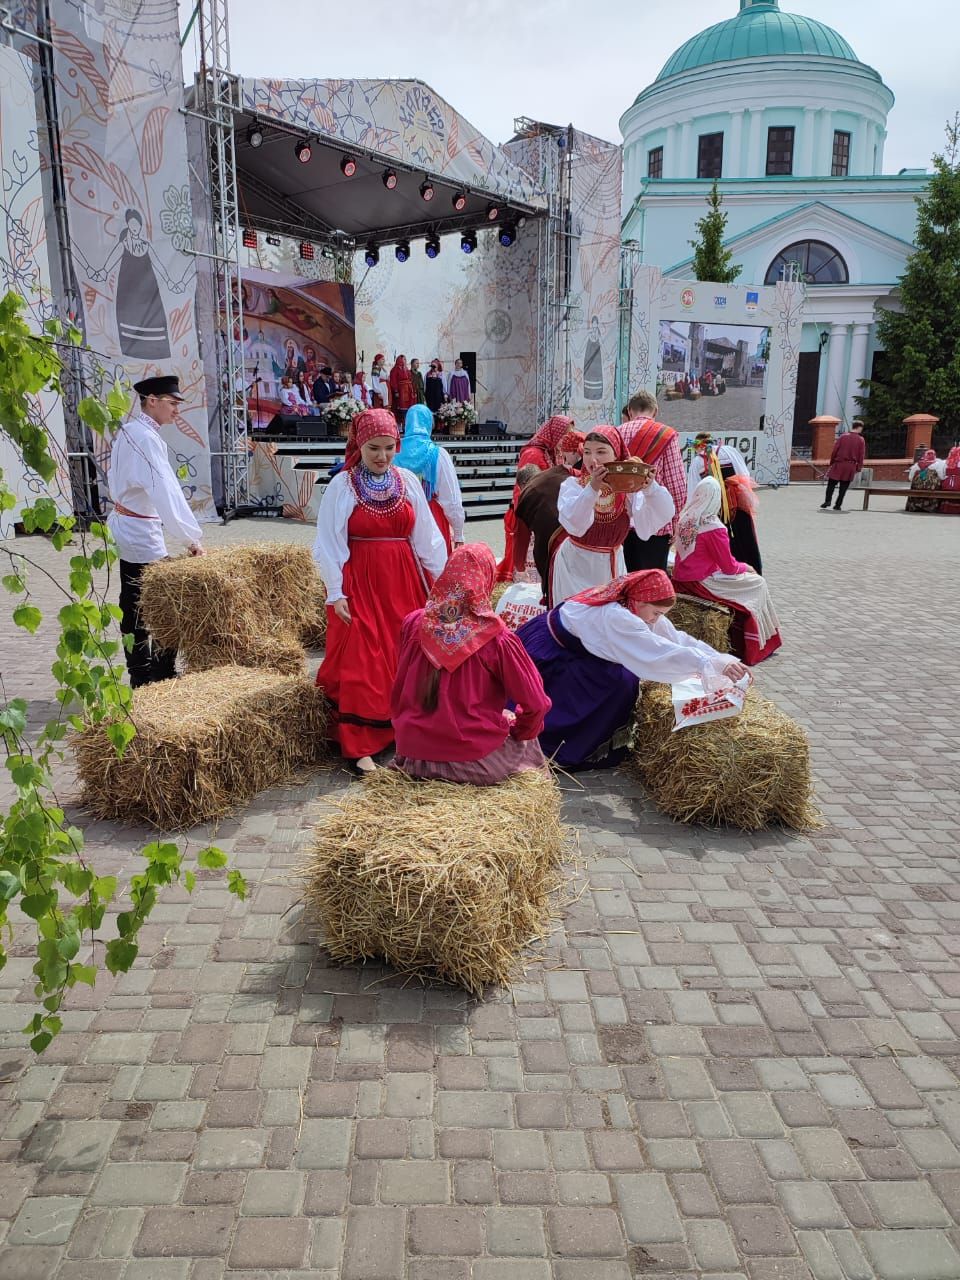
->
[[570, 570, 675, 612], [419, 544, 504, 672], [583, 426, 628, 461], [344, 407, 398, 469], [675, 477, 725, 561], [528, 415, 575, 465]]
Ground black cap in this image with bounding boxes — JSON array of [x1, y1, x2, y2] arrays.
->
[[133, 375, 184, 401]]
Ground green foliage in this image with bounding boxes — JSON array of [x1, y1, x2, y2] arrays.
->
[[689, 181, 742, 284], [859, 115, 960, 438], [0, 291, 247, 1051]]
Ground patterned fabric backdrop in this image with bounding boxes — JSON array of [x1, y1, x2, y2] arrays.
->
[[50, 0, 215, 519], [0, 43, 69, 537]]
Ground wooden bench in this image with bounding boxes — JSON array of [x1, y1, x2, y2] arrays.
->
[[860, 487, 946, 511]]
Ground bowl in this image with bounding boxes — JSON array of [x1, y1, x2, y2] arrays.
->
[[603, 460, 654, 493]]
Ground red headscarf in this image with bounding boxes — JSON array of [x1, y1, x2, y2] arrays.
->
[[419, 544, 504, 672], [528, 415, 575, 463], [584, 426, 628, 461], [571, 570, 675, 612], [344, 407, 399, 469], [559, 428, 585, 454], [917, 448, 937, 470]]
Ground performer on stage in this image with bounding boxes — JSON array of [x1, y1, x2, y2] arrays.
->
[[352, 371, 370, 407], [370, 354, 389, 408], [395, 403, 465, 552], [107, 375, 204, 687], [388, 354, 415, 421], [424, 360, 446, 413], [312, 408, 447, 774], [619, 391, 686, 571], [496, 415, 575, 583], [448, 358, 472, 403], [673, 477, 781, 665], [551, 426, 674, 605], [410, 357, 426, 405], [391, 544, 550, 784], [687, 432, 762, 573], [518, 570, 746, 770]]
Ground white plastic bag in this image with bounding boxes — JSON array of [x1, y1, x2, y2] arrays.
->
[[495, 582, 546, 632], [671, 673, 752, 731]]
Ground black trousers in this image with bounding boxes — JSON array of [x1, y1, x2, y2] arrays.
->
[[823, 479, 851, 508], [118, 560, 176, 688], [622, 531, 671, 573]]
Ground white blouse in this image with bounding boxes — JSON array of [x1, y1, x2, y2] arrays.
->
[[312, 467, 448, 603], [909, 459, 946, 481], [559, 600, 728, 684], [557, 476, 676, 541], [106, 412, 204, 563], [435, 448, 466, 542], [687, 446, 749, 500]]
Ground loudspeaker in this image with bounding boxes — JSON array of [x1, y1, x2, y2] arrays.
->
[[265, 413, 306, 434], [459, 350, 477, 391]]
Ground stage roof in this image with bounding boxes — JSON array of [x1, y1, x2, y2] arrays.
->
[[236, 77, 547, 247]]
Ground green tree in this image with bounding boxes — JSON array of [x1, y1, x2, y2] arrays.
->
[[859, 115, 960, 438], [689, 181, 742, 284], [0, 292, 246, 1052]]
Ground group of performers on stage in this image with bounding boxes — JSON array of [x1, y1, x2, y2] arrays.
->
[[109, 375, 780, 780]]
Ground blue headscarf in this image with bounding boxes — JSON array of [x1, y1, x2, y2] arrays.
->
[[395, 403, 441, 499]]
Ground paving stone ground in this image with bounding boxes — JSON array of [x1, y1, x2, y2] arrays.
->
[[1, 482, 958, 1279]]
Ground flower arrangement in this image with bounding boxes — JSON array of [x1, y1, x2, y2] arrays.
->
[[321, 396, 361, 434], [437, 400, 477, 433]]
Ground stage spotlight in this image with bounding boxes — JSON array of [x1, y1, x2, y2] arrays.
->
[[364, 244, 379, 267], [517, 215, 527, 228], [452, 190, 467, 212], [420, 179, 435, 202], [395, 240, 411, 263], [460, 230, 477, 255], [299, 241, 314, 261], [425, 236, 441, 259], [246, 124, 263, 149], [242, 227, 258, 249], [485, 201, 500, 221], [498, 222, 517, 247], [382, 168, 398, 190], [340, 154, 357, 178], [295, 138, 312, 164]]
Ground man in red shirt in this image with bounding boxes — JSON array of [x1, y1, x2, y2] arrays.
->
[[619, 391, 687, 571]]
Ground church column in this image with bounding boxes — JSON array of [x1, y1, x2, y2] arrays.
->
[[844, 323, 871, 425], [823, 322, 849, 419], [679, 120, 693, 177], [852, 127, 869, 177], [729, 110, 744, 177], [666, 124, 680, 178], [747, 109, 765, 177], [799, 107, 815, 176]]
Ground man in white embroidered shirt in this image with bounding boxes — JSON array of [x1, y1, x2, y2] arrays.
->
[[107, 375, 204, 687]]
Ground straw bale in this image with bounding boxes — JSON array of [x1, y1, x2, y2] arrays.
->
[[300, 576, 328, 649], [633, 683, 820, 831], [490, 582, 510, 610], [140, 543, 322, 672], [302, 768, 567, 993], [670, 594, 732, 653], [74, 665, 328, 829]]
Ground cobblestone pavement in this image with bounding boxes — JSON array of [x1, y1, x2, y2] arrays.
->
[[1, 484, 959, 1279]]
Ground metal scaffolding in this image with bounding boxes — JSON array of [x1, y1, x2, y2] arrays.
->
[[195, 0, 247, 517]]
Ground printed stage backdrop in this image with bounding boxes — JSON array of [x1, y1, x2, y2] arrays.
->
[[0, 43, 69, 537], [622, 267, 804, 484], [238, 270, 355, 429], [50, 0, 215, 518]]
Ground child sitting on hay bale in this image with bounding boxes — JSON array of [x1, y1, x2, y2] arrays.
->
[[518, 570, 747, 770], [391, 544, 550, 784]]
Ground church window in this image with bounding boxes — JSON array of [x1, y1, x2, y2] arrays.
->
[[697, 132, 723, 180], [766, 126, 795, 176], [831, 130, 851, 177], [764, 240, 849, 285], [647, 146, 663, 179]]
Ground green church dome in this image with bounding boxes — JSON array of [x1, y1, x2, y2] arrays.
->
[[652, 1, 868, 87]]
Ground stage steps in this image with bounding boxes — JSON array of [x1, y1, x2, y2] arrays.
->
[[262, 433, 523, 522]]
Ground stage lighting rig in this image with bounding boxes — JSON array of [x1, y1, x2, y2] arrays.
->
[[395, 240, 411, 263], [364, 244, 380, 267], [460, 230, 477, 255], [452, 190, 467, 212], [420, 179, 435, 202], [295, 138, 312, 164], [498, 222, 517, 247], [485, 202, 500, 221], [299, 241, 314, 261], [246, 124, 264, 149], [340, 154, 357, 177], [242, 228, 258, 249], [382, 168, 399, 190], [425, 235, 441, 259]]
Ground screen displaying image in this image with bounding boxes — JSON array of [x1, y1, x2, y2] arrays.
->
[[656, 320, 769, 433]]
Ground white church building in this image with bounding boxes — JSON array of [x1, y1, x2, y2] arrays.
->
[[620, 0, 929, 448]]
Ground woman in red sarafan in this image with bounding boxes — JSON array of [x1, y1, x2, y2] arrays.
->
[[391, 544, 550, 784], [496, 415, 575, 582], [312, 408, 448, 773], [388, 354, 415, 421]]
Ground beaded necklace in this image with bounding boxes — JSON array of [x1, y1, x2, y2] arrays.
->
[[349, 462, 406, 517], [579, 476, 627, 520]]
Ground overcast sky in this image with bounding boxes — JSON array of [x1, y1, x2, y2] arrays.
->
[[186, 0, 958, 173]]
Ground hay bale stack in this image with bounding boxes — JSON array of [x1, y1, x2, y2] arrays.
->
[[300, 576, 328, 649], [490, 582, 510, 610], [141, 543, 322, 672], [670, 594, 732, 653], [74, 666, 328, 829], [634, 683, 819, 831], [303, 768, 567, 993]]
